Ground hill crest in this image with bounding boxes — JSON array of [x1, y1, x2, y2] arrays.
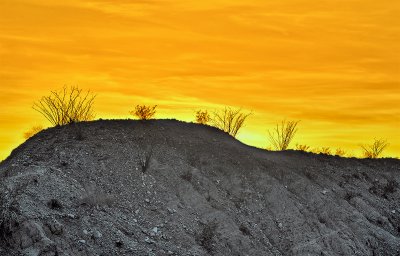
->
[[0, 119, 399, 255]]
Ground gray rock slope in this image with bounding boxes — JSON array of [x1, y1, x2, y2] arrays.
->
[[0, 120, 399, 256]]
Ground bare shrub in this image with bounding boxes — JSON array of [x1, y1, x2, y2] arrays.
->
[[195, 110, 210, 124], [268, 120, 299, 150], [320, 147, 332, 155], [23, 125, 43, 139], [361, 138, 389, 158], [198, 221, 218, 253], [295, 144, 310, 151], [33, 86, 96, 126], [310, 148, 324, 154], [335, 148, 346, 157], [211, 107, 251, 137], [130, 105, 157, 120], [138, 148, 153, 173]]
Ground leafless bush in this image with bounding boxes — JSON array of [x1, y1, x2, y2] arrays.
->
[[320, 147, 332, 155], [268, 120, 299, 150], [211, 107, 251, 137], [295, 144, 310, 151], [33, 86, 96, 126], [23, 125, 43, 139], [195, 110, 211, 124], [138, 147, 153, 173], [335, 148, 346, 157], [361, 138, 389, 158], [130, 105, 157, 120]]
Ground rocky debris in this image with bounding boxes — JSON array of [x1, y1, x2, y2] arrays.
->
[[0, 119, 399, 255], [47, 219, 64, 235]]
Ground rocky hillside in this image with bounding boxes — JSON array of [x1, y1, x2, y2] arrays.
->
[[0, 120, 399, 256]]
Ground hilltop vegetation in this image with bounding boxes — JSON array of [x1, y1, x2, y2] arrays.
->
[[26, 86, 392, 159], [1, 119, 399, 255]]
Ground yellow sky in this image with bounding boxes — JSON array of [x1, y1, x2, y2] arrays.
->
[[1, 0, 399, 160]]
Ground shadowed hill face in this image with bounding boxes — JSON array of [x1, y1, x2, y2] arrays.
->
[[0, 120, 399, 256]]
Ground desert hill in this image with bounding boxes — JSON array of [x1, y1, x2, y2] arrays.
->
[[0, 119, 399, 256]]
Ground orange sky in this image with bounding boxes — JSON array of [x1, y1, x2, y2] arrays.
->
[[1, 0, 399, 160]]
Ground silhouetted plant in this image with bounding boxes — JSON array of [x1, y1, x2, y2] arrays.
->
[[23, 125, 43, 139], [335, 148, 346, 157], [138, 147, 153, 173], [211, 107, 251, 137], [310, 148, 320, 154], [33, 86, 96, 126], [361, 138, 389, 158], [130, 105, 157, 120], [195, 110, 211, 124], [320, 147, 332, 155], [295, 144, 310, 151], [268, 120, 299, 150]]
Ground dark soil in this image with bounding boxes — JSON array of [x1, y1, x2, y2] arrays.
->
[[0, 119, 399, 255]]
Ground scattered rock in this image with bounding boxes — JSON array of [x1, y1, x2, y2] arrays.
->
[[145, 237, 154, 244], [47, 219, 64, 235], [167, 208, 176, 214], [92, 230, 102, 239]]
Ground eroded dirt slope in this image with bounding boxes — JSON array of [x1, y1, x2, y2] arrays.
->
[[0, 120, 399, 256]]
